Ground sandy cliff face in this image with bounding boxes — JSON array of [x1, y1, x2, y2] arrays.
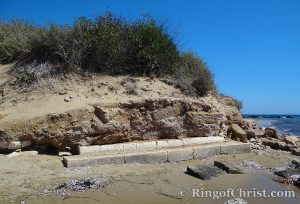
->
[[0, 64, 245, 152], [0, 96, 243, 152]]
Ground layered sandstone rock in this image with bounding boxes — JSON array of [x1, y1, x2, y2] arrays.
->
[[0, 97, 244, 152]]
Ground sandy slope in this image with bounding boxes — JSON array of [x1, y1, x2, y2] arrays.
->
[[0, 64, 191, 129]]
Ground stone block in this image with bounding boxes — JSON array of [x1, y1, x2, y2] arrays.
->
[[167, 148, 194, 162], [125, 151, 167, 164], [220, 143, 251, 154], [193, 145, 221, 159], [63, 154, 125, 167], [136, 141, 156, 150], [156, 139, 182, 148], [113, 143, 137, 152], [181, 136, 224, 146], [21, 140, 32, 148]]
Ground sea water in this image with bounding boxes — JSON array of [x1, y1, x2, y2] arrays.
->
[[244, 115, 300, 136]]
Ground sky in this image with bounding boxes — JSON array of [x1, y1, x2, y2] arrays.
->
[[1, 0, 300, 114]]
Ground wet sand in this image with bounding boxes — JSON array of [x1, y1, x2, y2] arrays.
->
[[1, 148, 300, 204], [27, 174, 300, 204]]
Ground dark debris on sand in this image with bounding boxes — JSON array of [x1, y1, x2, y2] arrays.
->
[[53, 177, 110, 196]]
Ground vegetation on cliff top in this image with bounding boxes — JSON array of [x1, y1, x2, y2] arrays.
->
[[0, 14, 216, 96]]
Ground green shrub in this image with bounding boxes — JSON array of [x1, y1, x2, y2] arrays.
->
[[0, 14, 217, 97], [82, 14, 129, 72], [2, 14, 180, 76], [178, 52, 217, 96], [0, 20, 35, 63], [25, 25, 71, 63], [126, 19, 180, 75], [80, 14, 180, 75], [71, 17, 94, 66]]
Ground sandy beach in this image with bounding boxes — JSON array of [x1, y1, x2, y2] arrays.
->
[[1, 147, 300, 204]]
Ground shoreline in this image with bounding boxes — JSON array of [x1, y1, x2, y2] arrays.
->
[[243, 118, 300, 137]]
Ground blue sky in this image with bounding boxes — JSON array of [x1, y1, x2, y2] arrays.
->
[[1, 0, 300, 114]]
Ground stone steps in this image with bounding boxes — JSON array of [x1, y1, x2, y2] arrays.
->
[[63, 139, 251, 168], [78, 136, 225, 155]]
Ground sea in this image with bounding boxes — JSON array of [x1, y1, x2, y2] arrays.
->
[[243, 114, 300, 136]]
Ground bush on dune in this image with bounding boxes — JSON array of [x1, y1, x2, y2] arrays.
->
[[0, 13, 217, 96], [127, 19, 179, 76], [175, 52, 217, 96], [24, 25, 74, 65], [76, 14, 180, 75], [0, 20, 34, 63]]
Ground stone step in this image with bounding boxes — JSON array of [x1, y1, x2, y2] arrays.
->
[[78, 136, 225, 155], [63, 142, 251, 168]]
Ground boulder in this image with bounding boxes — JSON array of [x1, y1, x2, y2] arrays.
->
[[264, 127, 278, 138], [291, 148, 300, 156], [274, 160, 300, 185], [274, 168, 300, 179], [262, 139, 292, 151], [281, 136, 299, 145], [292, 160, 300, 168], [186, 165, 222, 180], [94, 106, 110, 123], [274, 160, 300, 187], [245, 130, 256, 139], [214, 161, 244, 174], [227, 124, 247, 143], [246, 130, 256, 140]]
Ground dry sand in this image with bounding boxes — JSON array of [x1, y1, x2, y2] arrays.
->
[[0, 148, 299, 204]]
